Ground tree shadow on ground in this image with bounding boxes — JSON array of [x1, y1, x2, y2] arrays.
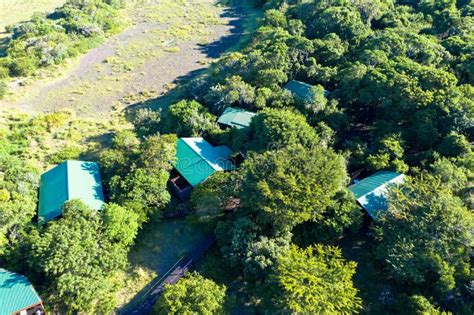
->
[[0, 34, 10, 57], [198, 1, 246, 58], [122, 0, 251, 122], [117, 218, 213, 314]]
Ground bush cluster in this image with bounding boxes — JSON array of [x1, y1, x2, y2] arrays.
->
[[0, 0, 126, 79]]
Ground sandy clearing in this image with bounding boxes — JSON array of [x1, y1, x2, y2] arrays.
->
[[2, 0, 244, 118]]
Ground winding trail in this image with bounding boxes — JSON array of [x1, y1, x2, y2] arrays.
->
[[2, 0, 246, 118]]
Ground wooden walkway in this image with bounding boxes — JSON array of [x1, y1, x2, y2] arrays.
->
[[119, 234, 216, 315]]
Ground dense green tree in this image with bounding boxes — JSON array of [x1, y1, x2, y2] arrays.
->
[[437, 132, 472, 157], [248, 108, 320, 151], [3, 0, 126, 78], [206, 75, 257, 112], [240, 145, 348, 232], [241, 233, 291, 281], [292, 189, 362, 245], [298, 2, 370, 41], [367, 134, 409, 173], [0, 156, 39, 254], [190, 172, 240, 217], [403, 295, 447, 315], [105, 133, 176, 223], [431, 156, 470, 193], [28, 200, 128, 313], [99, 130, 140, 181], [154, 272, 226, 315], [375, 175, 473, 295], [216, 217, 260, 269], [352, 0, 394, 24], [131, 108, 162, 138], [271, 244, 361, 314], [137, 134, 177, 170], [110, 168, 171, 222], [162, 100, 219, 137], [312, 33, 348, 66], [103, 203, 139, 247]]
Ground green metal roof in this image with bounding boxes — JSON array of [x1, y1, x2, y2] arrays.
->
[[38, 160, 105, 223], [284, 80, 330, 101], [348, 171, 406, 219], [217, 107, 256, 129], [0, 269, 42, 315], [175, 138, 234, 187], [284, 80, 315, 101]]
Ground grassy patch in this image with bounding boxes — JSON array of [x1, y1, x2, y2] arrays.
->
[[114, 218, 215, 309], [2, 0, 233, 116], [0, 0, 66, 33], [338, 227, 389, 314], [0, 108, 132, 170], [110, 0, 226, 73]]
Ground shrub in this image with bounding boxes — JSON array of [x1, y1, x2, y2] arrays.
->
[[9, 57, 37, 77], [154, 272, 227, 315], [48, 146, 82, 164], [0, 81, 7, 99], [2, 0, 126, 78], [0, 65, 9, 79]]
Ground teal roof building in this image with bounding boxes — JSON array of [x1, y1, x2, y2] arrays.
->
[[175, 138, 234, 187], [217, 107, 256, 129], [0, 269, 43, 315], [348, 171, 406, 219], [39, 160, 105, 223], [284, 80, 330, 101]]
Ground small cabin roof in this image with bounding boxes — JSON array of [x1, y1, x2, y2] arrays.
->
[[0, 269, 42, 315], [348, 171, 406, 219], [175, 138, 234, 187], [217, 107, 256, 129], [38, 160, 105, 223], [284, 80, 330, 101]]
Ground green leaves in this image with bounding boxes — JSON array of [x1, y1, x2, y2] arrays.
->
[[163, 100, 219, 137], [28, 200, 134, 312], [273, 244, 361, 314], [0, 155, 39, 254], [375, 175, 473, 294], [103, 132, 176, 224], [249, 108, 320, 151], [155, 272, 227, 315], [241, 145, 348, 232], [3, 0, 126, 78]]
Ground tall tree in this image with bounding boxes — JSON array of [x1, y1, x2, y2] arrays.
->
[[0, 156, 39, 254], [375, 175, 473, 295], [28, 200, 128, 313], [271, 244, 361, 314], [249, 108, 320, 152], [154, 272, 227, 315], [240, 145, 348, 232]]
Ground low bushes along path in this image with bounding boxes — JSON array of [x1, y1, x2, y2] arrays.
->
[[2, 0, 245, 117]]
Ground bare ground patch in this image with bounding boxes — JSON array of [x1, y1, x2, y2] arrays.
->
[[2, 0, 242, 117]]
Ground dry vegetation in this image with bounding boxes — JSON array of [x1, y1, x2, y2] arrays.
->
[[0, 0, 66, 33], [3, 0, 235, 117]]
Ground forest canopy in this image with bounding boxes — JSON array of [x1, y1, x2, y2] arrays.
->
[[0, 0, 472, 313]]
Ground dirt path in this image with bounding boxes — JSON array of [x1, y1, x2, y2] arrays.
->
[[3, 0, 244, 118]]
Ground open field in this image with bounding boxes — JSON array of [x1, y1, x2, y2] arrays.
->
[[1, 0, 245, 117], [0, 0, 66, 31]]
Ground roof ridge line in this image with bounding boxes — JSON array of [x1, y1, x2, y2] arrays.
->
[[65, 160, 70, 201], [181, 138, 220, 171]]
